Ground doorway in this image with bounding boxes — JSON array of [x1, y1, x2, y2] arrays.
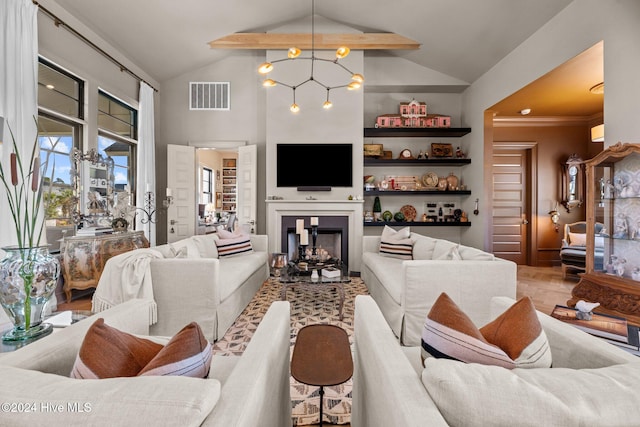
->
[[491, 142, 537, 265], [191, 141, 257, 234]]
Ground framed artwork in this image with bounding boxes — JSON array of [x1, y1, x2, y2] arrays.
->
[[215, 192, 222, 208]]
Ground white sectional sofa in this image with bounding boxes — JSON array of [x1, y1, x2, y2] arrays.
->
[[0, 298, 292, 427], [361, 232, 517, 345], [93, 233, 270, 342], [352, 295, 640, 427]]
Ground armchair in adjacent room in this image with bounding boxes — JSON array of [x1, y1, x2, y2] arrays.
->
[[559, 221, 604, 278]]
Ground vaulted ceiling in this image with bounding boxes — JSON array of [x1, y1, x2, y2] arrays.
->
[[50, 0, 572, 84], [48, 0, 605, 120]]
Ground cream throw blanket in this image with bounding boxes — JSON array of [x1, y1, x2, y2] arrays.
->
[[92, 248, 164, 325]]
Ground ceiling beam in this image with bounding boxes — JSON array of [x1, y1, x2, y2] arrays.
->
[[208, 33, 420, 50]]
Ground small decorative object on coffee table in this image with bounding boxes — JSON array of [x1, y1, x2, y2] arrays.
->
[[291, 325, 353, 427]]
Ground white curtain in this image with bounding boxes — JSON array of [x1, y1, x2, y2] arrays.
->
[[0, 0, 39, 249], [136, 82, 156, 246]]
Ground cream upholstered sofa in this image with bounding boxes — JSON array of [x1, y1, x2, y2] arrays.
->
[[361, 232, 517, 345], [93, 233, 270, 342], [0, 299, 292, 427], [352, 295, 640, 427]]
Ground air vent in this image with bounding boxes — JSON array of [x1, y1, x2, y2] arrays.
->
[[189, 82, 230, 110]]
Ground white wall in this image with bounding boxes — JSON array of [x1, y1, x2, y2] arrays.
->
[[37, 0, 159, 152], [158, 52, 267, 239], [461, 0, 640, 251], [264, 16, 364, 202]]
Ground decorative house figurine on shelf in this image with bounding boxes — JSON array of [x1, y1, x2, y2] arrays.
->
[[375, 99, 451, 128]]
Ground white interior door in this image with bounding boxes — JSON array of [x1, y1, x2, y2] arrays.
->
[[167, 144, 196, 243], [237, 144, 257, 234]]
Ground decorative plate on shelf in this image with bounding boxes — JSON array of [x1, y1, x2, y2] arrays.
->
[[422, 172, 439, 188], [400, 205, 417, 222]]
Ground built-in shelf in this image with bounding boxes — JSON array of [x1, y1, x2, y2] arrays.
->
[[364, 221, 471, 227], [364, 190, 471, 196], [364, 127, 472, 138], [364, 158, 471, 166]]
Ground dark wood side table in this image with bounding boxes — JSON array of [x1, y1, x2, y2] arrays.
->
[[291, 324, 353, 427]]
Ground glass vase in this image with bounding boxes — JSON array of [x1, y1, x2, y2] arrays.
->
[[0, 246, 60, 341]]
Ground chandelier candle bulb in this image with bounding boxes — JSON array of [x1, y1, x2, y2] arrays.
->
[[311, 217, 318, 226], [296, 219, 305, 234]]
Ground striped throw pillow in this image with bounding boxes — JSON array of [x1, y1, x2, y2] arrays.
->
[[379, 238, 414, 260], [215, 235, 254, 258], [71, 319, 213, 379], [421, 293, 551, 369], [71, 318, 164, 379], [138, 322, 213, 378]]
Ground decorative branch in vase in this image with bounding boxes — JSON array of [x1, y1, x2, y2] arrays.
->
[[0, 119, 60, 341]]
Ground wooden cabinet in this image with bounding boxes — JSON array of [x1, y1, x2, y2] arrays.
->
[[222, 158, 237, 212], [60, 231, 149, 302], [363, 127, 472, 227], [569, 143, 640, 325]]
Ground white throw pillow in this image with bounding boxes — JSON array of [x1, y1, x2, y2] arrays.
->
[[568, 232, 587, 247], [169, 239, 201, 259], [411, 234, 438, 260], [431, 239, 457, 260], [381, 225, 411, 241], [422, 359, 640, 427], [191, 234, 220, 258]]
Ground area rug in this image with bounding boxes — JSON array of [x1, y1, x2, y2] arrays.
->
[[213, 277, 369, 426]]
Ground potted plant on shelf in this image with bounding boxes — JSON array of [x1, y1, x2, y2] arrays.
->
[[373, 196, 382, 221], [0, 120, 60, 342]]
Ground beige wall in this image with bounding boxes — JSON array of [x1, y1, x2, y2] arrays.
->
[[462, 0, 640, 252], [38, 0, 640, 248]]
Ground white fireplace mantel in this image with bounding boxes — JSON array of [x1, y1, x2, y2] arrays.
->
[[266, 199, 364, 273]]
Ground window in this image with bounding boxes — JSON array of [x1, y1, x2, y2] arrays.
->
[[38, 114, 80, 223], [201, 167, 213, 204], [98, 133, 135, 192], [38, 57, 84, 119], [98, 90, 137, 139], [97, 91, 137, 193], [37, 57, 84, 225]]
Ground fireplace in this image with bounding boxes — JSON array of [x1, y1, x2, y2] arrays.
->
[[281, 216, 349, 268], [266, 200, 364, 273]]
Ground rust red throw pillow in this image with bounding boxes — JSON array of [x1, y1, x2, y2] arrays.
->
[[70, 318, 163, 379], [421, 293, 552, 369], [71, 319, 213, 379], [138, 322, 213, 378]]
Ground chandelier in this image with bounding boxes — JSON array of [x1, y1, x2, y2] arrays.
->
[[257, 0, 364, 113]]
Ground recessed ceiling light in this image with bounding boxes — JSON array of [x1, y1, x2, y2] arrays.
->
[[45, 84, 55, 90], [520, 108, 531, 115]]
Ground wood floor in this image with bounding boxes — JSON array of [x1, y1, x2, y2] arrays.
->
[[54, 265, 575, 427]]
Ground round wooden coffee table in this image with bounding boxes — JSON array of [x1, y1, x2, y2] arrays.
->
[[291, 324, 353, 426]]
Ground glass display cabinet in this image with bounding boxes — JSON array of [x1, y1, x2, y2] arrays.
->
[[569, 142, 640, 325]]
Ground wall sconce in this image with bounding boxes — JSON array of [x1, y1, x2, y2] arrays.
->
[[591, 124, 604, 142], [162, 188, 174, 208], [548, 203, 560, 232]]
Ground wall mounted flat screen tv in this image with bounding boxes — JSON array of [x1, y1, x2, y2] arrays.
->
[[277, 143, 353, 189]]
